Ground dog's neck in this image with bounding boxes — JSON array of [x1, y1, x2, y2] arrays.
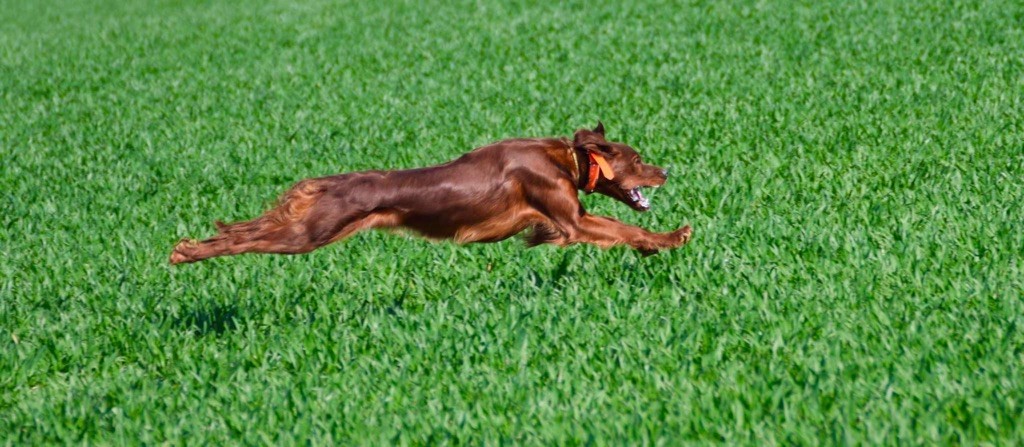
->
[[564, 139, 599, 193]]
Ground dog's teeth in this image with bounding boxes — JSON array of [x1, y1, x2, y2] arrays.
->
[[634, 188, 646, 201], [629, 187, 651, 209]]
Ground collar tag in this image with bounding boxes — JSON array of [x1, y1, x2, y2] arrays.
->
[[585, 151, 614, 192], [590, 152, 615, 180]]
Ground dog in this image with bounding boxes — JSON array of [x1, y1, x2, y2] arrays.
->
[[169, 122, 692, 264]]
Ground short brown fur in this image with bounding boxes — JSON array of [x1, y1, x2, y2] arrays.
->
[[170, 123, 691, 264]]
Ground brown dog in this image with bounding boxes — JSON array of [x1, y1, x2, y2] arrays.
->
[[170, 122, 691, 264]]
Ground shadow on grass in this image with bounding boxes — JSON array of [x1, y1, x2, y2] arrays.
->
[[529, 249, 577, 291], [173, 302, 240, 336]]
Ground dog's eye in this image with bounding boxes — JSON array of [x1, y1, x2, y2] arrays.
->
[[633, 156, 641, 164]]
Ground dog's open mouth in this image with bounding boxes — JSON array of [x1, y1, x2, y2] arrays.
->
[[626, 187, 651, 211]]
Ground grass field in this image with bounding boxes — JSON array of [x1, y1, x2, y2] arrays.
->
[[2, 0, 1023, 444]]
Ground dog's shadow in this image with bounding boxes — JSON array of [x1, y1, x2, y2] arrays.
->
[[166, 249, 590, 336], [172, 302, 240, 336], [528, 250, 577, 291]]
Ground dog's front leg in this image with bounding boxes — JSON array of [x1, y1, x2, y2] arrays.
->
[[525, 178, 690, 254], [567, 214, 691, 254]]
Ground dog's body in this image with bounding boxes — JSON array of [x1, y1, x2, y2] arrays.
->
[[170, 123, 691, 264]]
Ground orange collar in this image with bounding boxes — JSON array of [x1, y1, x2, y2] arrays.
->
[[583, 151, 615, 193], [585, 153, 601, 192]]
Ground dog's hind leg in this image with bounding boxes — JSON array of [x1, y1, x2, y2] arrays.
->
[[169, 222, 319, 265], [170, 211, 398, 264], [170, 179, 333, 264], [170, 177, 399, 265]]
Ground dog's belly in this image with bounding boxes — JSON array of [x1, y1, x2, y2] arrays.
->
[[399, 207, 542, 243], [453, 213, 539, 243]]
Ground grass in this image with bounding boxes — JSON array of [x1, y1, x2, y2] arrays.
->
[[2, 0, 1023, 444]]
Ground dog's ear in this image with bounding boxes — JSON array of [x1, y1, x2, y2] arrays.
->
[[574, 128, 618, 158], [574, 122, 619, 157], [573, 125, 607, 146], [586, 142, 619, 159]]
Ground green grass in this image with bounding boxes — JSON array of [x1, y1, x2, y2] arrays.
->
[[2, 0, 1023, 444]]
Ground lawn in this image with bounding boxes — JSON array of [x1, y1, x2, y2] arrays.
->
[[2, 0, 1023, 444]]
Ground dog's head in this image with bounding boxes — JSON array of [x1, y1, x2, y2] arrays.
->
[[574, 122, 668, 212]]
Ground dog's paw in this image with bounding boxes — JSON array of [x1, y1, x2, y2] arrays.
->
[[672, 225, 692, 246], [169, 239, 198, 265]]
